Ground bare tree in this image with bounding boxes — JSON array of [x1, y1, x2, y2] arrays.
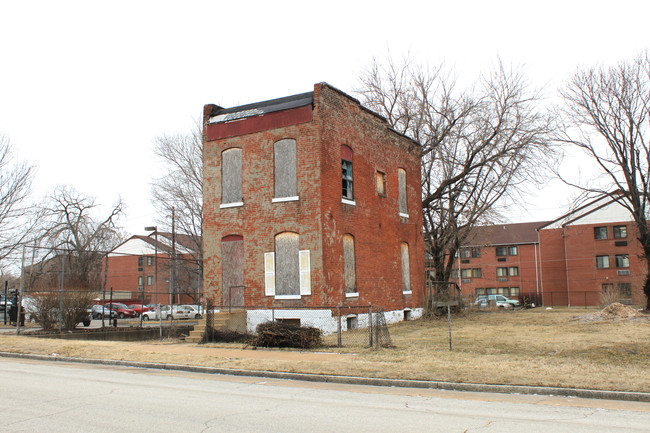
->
[[357, 57, 554, 289], [0, 133, 35, 269], [557, 52, 650, 310], [151, 123, 203, 295], [30, 186, 124, 290]]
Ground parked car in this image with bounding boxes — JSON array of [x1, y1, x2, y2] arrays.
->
[[169, 305, 194, 320], [104, 302, 138, 319], [142, 305, 170, 321], [474, 294, 521, 309], [185, 305, 202, 319], [90, 304, 117, 319], [128, 304, 151, 315]]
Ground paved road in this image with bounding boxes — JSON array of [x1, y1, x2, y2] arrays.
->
[[0, 358, 648, 433]]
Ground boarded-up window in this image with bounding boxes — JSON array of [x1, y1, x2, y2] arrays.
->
[[275, 232, 300, 296], [222, 148, 242, 204], [341, 145, 353, 200], [376, 171, 386, 196], [401, 242, 411, 292], [398, 168, 408, 216], [343, 234, 356, 294], [274, 139, 297, 199], [222, 235, 244, 306]]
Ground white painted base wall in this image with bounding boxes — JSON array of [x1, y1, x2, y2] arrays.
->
[[245, 307, 424, 334]]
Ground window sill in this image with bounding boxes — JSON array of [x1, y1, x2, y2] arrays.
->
[[220, 202, 244, 209], [342, 198, 356, 206], [274, 295, 301, 300], [272, 196, 299, 203], [399, 212, 409, 219], [345, 292, 359, 298], [402, 290, 412, 296]]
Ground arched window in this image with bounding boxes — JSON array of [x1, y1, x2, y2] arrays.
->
[[343, 234, 357, 295], [221, 148, 242, 206], [273, 139, 298, 200], [264, 232, 311, 298], [341, 145, 354, 202], [401, 242, 411, 293]]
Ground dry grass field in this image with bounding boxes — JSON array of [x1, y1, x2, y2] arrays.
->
[[1, 307, 648, 393]]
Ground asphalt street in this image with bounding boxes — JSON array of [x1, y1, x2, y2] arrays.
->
[[0, 358, 648, 432]]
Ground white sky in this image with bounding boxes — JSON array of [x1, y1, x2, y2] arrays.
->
[[1, 0, 648, 235]]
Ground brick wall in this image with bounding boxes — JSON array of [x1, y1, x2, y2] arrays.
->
[[203, 83, 424, 312]]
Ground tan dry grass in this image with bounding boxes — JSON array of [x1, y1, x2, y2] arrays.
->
[[0, 308, 648, 392]]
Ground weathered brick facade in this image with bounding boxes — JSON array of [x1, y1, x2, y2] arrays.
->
[[202, 83, 424, 316]]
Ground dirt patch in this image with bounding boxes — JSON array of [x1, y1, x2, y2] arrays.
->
[[574, 303, 650, 323]]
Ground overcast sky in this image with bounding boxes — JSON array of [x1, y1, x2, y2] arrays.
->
[[1, 0, 648, 235]]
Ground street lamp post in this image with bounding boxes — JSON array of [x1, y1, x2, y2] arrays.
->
[[145, 226, 161, 341]]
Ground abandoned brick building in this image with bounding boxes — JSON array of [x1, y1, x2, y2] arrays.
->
[[202, 83, 424, 329]]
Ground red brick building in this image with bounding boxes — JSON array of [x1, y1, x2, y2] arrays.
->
[[537, 194, 645, 306], [202, 83, 424, 327], [449, 222, 547, 304], [450, 195, 646, 307], [105, 232, 201, 305]]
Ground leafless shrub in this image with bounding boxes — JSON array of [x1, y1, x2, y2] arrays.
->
[[252, 321, 322, 349], [30, 290, 95, 331]]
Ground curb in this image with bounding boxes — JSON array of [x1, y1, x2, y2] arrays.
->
[[1, 351, 649, 403]]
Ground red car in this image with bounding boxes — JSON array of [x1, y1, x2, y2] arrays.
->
[[104, 303, 138, 319], [128, 304, 152, 315]]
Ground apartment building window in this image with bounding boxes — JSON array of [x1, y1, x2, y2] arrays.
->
[[508, 246, 518, 256], [459, 249, 471, 258], [138, 276, 144, 286], [618, 282, 632, 298], [341, 145, 354, 202], [221, 148, 243, 206], [594, 226, 608, 240], [614, 225, 627, 239], [497, 287, 509, 295], [398, 168, 408, 217], [138, 256, 144, 267], [496, 247, 507, 256], [472, 248, 481, 258], [615, 254, 629, 268], [273, 139, 298, 201], [147, 257, 153, 266], [475, 288, 485, 295], [401, 242, 412, 292], [147, 276, 153, 285], [596, 255, 610, 269], [376, 171, 386, 196], [510, 287, 520, 297], [343, 234, 357, 296], [486, 288, 496, 295], [496, 267, 508, 277], [509, 266, 519, 276], [461, 268, 482, 278]]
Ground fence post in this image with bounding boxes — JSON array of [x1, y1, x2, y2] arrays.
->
[[337, 306, 341, 348], [368, 304, 373, 348], [271, 307, 275, 323]]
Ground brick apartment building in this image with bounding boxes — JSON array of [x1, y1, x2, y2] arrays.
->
[[105, 232, 201, 305], [449, 221, 547, 304], [450, 194, 646, 307], [202, 83, 424, 328], [537, 194, 645, 307]]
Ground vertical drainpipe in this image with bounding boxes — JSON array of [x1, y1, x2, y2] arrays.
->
[[563, 225, 571, 307], [534, 231, 541, 305]]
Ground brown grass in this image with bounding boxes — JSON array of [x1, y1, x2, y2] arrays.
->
[[1, 308, 648, 392]]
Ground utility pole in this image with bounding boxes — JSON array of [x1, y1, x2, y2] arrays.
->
[[170, 207, 176, 327]]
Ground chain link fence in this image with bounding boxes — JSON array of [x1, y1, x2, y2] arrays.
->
[[202, 304, 393, 349]]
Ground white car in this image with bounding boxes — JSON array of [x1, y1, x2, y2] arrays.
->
[[142, 305, 171, 321], [169, 305, 194, 320]]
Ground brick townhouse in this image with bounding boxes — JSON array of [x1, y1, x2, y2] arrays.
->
[[449, 194, 646, 307], [202, 83, 424, 329]]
